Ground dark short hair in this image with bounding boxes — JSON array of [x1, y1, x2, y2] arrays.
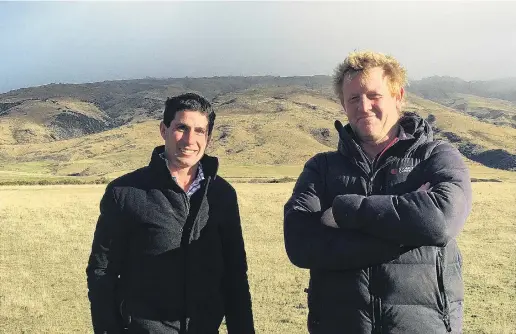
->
[[163, 92, 216, 135]]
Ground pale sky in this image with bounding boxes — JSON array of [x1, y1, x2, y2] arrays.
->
[[1, 1, 516, 93]]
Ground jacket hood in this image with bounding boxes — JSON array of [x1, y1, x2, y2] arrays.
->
[[335, 112, 433, 157]]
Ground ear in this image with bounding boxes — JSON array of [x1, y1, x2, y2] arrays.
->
[[159, 121, 167, 140], [396, 87, 405, 110]]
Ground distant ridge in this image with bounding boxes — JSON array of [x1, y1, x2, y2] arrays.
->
[[1, 76, 515, 177]]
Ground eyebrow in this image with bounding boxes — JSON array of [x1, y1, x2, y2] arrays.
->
[[175, 122, 207, 131]]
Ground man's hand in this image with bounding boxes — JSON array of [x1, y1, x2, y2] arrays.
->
[[321, 207, 339, 228], [418, 182, 431, 192], [331, 194, 364, 229]]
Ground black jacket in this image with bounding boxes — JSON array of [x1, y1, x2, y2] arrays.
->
[[86, 146, 255, 334], [284, 113, 472, 333]]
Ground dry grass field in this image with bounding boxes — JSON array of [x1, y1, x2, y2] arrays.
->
[[2, 73, 515, 334], [1, 171, 515, 333]]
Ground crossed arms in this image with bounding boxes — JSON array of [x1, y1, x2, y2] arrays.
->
[[284, 143, 472, 271]]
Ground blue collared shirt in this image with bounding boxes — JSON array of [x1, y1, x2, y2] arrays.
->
[[159, 152, 205, 198]]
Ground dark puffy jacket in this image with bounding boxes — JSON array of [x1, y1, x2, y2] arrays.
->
[[86, 146, 254, 334], [284, 113, 472, 334]]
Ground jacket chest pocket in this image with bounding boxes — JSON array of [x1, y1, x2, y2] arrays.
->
[[383, 158, 422, 195]]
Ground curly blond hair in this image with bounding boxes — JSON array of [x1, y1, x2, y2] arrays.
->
[[333, 51, 407, 104]]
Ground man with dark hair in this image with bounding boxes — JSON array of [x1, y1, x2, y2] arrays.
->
[[87, 92, 255, 334], [284, 51, 472, 333]]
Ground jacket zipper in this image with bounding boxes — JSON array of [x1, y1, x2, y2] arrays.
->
[[358, 142, 399, 333], [437, 249, 452, 332], [180, 191, 191, 330], [184, 193, 190, 216], [367, 176, 382, 333], [179, 176, 211, 332], [368, 156, 398, 334], [376, 297, 382, 334], [369, 267, 376, 332], [370, 265, 383, 334]]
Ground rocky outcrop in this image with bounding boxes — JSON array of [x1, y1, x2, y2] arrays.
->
[[49, 111, 112, 140], [439, 132, 516, 171]]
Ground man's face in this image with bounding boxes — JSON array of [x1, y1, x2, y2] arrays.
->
[[341, 67, 403, 143], [160, 110, 210, 171]]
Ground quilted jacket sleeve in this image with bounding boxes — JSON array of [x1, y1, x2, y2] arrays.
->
[[219, 185, 255, 334], [86, 185, 127, 334], [332, 142, 472, 247], [284, 154, 402, 271]]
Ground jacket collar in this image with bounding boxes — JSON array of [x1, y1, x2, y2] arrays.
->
[[335, 112, 431, 158], [149, 145, 219, 183]]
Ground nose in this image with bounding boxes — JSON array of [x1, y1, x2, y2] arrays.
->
[[181, 129, 196, 145], [358, 96, 372, 113]]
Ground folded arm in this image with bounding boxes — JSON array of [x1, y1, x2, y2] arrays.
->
[[284, 154, 402, 271], [332, 143, 472, 247]]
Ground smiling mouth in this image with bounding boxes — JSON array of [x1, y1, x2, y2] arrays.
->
[[178, 148, 197, 155], [358, 116, 376, 122]]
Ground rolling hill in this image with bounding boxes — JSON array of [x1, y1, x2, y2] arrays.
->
[[1, 76, 515, 184], [408, 76, 516, 128]]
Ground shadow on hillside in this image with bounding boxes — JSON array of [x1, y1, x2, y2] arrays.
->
[[426, 115, 516, 172]]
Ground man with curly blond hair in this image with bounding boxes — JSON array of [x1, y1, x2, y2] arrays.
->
[[284, 51, 471, 333]]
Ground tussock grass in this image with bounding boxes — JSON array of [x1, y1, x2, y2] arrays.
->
[[1, 176, 515, 333]]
